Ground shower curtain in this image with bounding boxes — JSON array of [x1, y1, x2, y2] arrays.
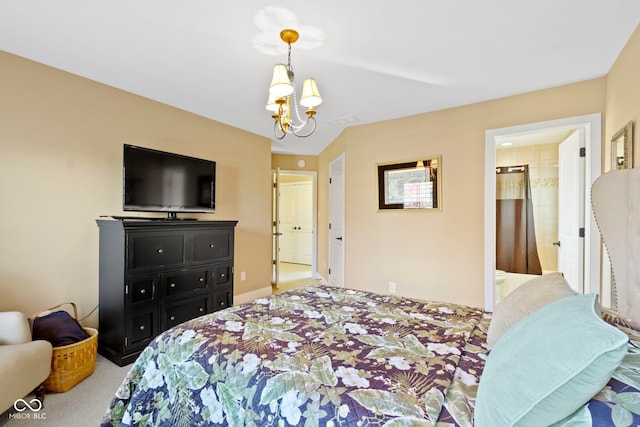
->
[[496, 165, 542, 275]]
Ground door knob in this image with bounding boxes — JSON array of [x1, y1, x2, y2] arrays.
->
[[553, 241, 561, 247], [336, 236, 343, 241]]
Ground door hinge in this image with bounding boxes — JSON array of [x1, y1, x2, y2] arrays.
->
[[329, 178, 332, 184], [579, 147, 586, 157], [329, 268, 331, 275], [329, 223, 332, 230], [579, 227, 585, 238]]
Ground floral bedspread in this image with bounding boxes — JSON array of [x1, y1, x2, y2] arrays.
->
[[101, 285, 640, 427], [101, 285, 489, 426]]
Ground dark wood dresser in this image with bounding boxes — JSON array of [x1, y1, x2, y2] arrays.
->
[[96, 219, 237, 365]]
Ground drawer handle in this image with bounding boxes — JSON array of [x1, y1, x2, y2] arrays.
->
[[170, 283, 176, 288], [220, 274, 225, 278], [170, 316, 175, 321], [219, 302, 226, 306], [209, 244, 215, 248], [199, 308, 204, 312], [199, 277, 204, 282], [157, 248, 164, 254], [140, 289, 146, 294], [139, 325, 145, 330]]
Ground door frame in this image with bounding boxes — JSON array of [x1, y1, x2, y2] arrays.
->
[[273, 170, 319, 279], [484, 113, 602, 311]]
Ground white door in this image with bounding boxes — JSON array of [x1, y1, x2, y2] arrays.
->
[[557, 129, 585, 293], [279, 182, 313, 264], [329, 154, 345, 287], [279, 184, 297, 263], [297, 182, 313, 265]]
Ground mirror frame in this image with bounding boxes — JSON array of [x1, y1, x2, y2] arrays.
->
[[377, 156, 442, 211], [611, 121, 633, 170]]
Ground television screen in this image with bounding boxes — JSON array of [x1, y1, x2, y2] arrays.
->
[[123, 144, 215, 217]]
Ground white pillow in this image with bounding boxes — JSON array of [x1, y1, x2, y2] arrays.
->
[[487, 272, 575, 348], [0, 311, 32, 345]]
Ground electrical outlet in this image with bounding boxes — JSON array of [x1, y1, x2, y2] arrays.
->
[[241, 271, 246, 281], [389, 282, 396, 293]]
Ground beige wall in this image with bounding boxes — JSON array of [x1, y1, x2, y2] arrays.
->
[[272, 154, 319, 172], [0, 52, 273, 326], [606, 25, 640, 169], [318, 79, 607, 308]]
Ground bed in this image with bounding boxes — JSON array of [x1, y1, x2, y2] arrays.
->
[[101, 283, 640, 427], [102, 168, 640, 426]]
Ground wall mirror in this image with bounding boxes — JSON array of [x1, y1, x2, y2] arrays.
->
[[611, 121, 633, 170], [377, 156, 441, 211]]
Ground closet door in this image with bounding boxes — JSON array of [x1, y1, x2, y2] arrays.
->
[[279, 182, 312, 264], [297, 182, 313, 265], [279, 184, 297, 263]]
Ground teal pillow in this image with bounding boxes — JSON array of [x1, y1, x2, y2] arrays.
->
[[475, 293, 628, 427]]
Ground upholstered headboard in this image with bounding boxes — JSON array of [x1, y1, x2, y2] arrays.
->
[[591, 168, 640, 323]]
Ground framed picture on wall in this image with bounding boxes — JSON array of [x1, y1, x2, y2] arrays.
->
[[377, 156, 441, 211], [611, 121, 633, 170]]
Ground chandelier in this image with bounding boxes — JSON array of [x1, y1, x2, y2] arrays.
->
[[266, 29, 322, 139]]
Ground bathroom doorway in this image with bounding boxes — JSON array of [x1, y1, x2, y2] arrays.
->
[[484, 114, 602, 311]]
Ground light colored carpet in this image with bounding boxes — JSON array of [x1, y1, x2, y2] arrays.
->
[[1, 355, 130, 426], [273, 262, 321, 293]]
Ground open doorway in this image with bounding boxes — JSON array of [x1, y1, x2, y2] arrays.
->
[[484, 114, 603, 311], [272, 170, 318, 293]]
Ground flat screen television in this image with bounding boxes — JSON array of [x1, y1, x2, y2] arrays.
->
[[123, 144, 216, 219]]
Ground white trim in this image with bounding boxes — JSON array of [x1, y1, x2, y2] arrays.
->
[[316, 274, 330, 286], [234, 286, 272, 305], [484, 113, 602, 311]]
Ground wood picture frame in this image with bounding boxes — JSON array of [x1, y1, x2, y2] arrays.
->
[[377, 156, 441, 211]]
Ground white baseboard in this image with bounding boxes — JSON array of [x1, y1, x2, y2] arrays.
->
[[234, 285, 272, 305], [316, 275, 329, 285]]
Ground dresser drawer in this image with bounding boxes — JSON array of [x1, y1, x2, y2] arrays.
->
[[192, 230, 232, 262], [125, 308, 158, 351], [213, 288, 232, 311], [213, 263, 233, 287], [163, 268, 210, 298], [127, 233, 185, 271], [127, 275, 157, 305], [162, 295, 210, 330]]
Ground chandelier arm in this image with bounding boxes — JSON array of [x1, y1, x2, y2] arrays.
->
[[290, 116, 317, 138], [273, 120, 287, 140]]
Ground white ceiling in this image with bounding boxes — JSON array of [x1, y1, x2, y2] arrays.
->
[[1, 1, 639, 155]]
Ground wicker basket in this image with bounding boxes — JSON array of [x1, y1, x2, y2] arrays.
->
[[34, 302, 98, 392]]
